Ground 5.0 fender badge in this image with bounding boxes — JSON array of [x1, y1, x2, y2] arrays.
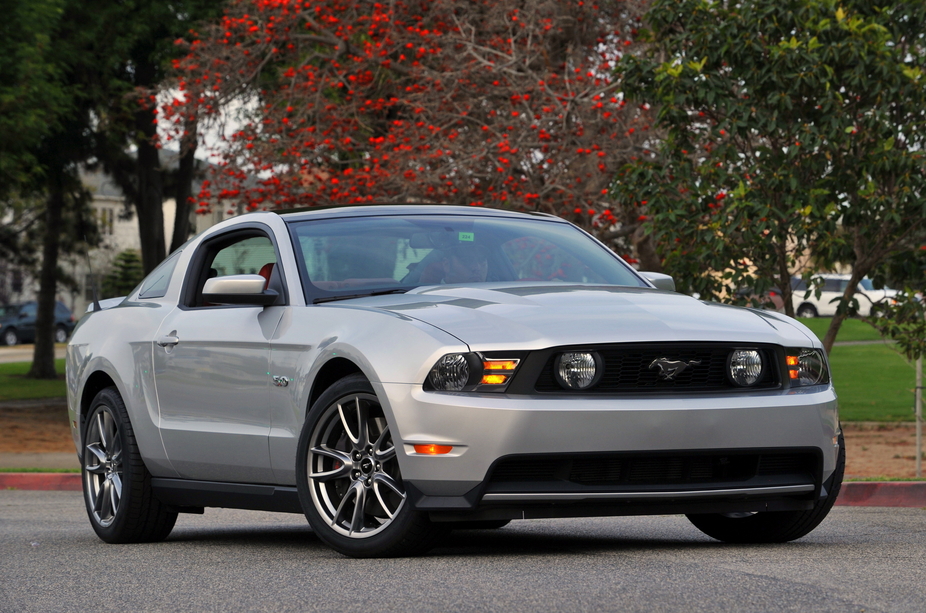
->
[[272, 375, 290, 388], [649, 357, 701, 381]]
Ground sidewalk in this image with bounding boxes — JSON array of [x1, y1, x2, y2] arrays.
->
[[0, 344, 67, 364]]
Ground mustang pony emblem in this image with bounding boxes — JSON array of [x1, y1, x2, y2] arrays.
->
[[648, 357, 701, 380]]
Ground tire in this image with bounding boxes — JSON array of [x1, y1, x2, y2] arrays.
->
[[796, 304, 818, 318], [686, 432, 845, 543], [2, 328, 18, 346], [55, 326, 68, 344], [296, 373, 447, 557], [81, 387, 177, 543]]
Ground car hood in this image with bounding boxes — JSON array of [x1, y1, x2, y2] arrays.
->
[[337, 284, 818, 350]]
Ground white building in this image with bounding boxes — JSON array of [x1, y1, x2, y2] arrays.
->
[[2, 161, 226, 315]]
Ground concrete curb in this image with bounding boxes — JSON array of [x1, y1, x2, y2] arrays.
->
[[835, 481, 926, 508], [2, 474, 925, 507], [1, 473, 81, 491]]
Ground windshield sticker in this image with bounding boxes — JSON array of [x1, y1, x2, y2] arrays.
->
[[458, 232, 475, 242]]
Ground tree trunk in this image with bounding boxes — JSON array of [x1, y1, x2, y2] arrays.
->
[[170, 120, 198, 253], [821, 267, 867, 354], [135, 104, 166, 274], [632, 227, 663, 273], [776, 240, 795, 318], [28, 186, 63, 379]]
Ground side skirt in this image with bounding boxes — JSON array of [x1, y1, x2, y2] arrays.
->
[[151, 478, 303, 514]]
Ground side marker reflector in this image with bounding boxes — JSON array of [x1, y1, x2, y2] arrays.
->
[[414, 444, 453, 455]]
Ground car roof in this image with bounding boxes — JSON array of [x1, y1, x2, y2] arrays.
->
[[274, 204, 563, 223]]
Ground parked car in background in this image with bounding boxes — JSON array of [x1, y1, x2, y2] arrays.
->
[[734, 286, 786, 311], [67, 205, 842, 557], [0, 301, 76, 345], [792, 274, 897, 318]]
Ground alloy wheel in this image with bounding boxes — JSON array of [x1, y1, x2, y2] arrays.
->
[[306, 393, 405, 538], [83, 407, 123, 527]]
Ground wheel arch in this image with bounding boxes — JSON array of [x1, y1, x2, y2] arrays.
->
[[308, 357, 365, 411], [78, 371, 119, 444], [796, 302, 817, 315]]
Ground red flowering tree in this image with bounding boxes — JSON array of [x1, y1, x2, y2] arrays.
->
[[163, 0, 656, 261]]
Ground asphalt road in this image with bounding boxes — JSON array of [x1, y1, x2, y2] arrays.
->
[[2, 492, 924, 613]]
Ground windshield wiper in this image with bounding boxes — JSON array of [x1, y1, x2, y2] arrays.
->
[[313, 288, 408, 304]]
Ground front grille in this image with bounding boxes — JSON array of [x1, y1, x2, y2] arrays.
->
[[533, 343, 779, 393], [488, 451, 817, 488]]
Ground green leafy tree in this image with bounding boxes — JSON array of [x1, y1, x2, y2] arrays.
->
[[616, 0, 926, 352], [0, 0, 69, 195], [866, 237, 926, 361], [86, 0, 221, 272], [102, 250, 145, 299]]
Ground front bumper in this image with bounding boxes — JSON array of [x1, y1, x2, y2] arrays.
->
[[377, 383, 840, 516]]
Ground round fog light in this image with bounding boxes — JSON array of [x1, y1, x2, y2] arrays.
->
[[728, 349, 764, 387], [555, 352, 600, 390]]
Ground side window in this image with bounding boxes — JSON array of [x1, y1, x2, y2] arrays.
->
[[138, 251, 181, 299], [822, 278, 842, 292], [192, 233, 279, 307], [210, 236, 276, 278], [20, 303, 37, 318]]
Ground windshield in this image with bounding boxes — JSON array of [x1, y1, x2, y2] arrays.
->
[[288, 214, 645, 300]]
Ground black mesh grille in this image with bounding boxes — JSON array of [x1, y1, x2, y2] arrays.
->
[[488, 452, 816, 488], [534, 343, 779, 393]]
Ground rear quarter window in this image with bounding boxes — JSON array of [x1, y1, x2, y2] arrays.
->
[[138, 252, 181, 299]]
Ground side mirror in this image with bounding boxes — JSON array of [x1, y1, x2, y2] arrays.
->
[[640, 272, 676, 292], [202, 274, 278, 306]]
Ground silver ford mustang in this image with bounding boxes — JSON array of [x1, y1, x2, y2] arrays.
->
[[66, 205, 843, 557]]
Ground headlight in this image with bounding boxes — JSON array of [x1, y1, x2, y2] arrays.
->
[[727, 349, 764, 387], [786, 349, 829, 387], [427, 354, 472, 391], [554, 351, 602, 390], [426, 353, 521, 392]]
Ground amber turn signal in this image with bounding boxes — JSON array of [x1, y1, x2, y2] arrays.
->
[[483, 360, 520, 371], [414, 444, 453, 455], [481, 374, 509, 385]]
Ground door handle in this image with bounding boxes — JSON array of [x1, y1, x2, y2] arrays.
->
[[157, 332, 180, 347]]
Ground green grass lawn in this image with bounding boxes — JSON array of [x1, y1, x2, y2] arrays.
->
[[829, 344, 918, 421], [797, 317, 885, 343], [0, 359, 66, 401], [793, 317, 917, 421]]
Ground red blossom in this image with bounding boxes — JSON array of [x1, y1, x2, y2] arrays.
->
[[164, 0, 651, 236]]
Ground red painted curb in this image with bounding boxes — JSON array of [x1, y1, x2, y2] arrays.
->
[[0, 473, 81, 491], [836, 481, 926, 508]]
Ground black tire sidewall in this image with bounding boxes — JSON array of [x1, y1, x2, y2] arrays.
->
[[82, 388, 141, 542], [295, 374, 433, 557], [687, 432, 845, 543]]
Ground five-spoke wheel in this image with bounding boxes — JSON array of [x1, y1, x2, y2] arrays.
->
[[84, 403, 124, 527], [81, 387, 177, 543], [296, 374, 446, 557]]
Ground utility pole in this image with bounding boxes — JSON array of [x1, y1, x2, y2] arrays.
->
[[917, 356, 922, 479]]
